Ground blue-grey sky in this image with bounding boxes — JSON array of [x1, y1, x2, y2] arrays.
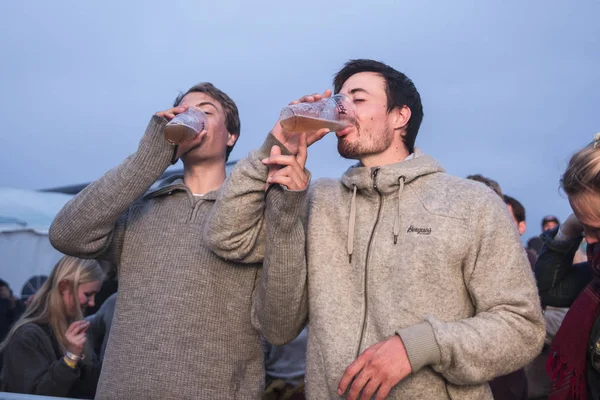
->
[[1, 1, 599, 244]]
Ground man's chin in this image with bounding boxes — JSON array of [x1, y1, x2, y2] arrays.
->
[[337, 141, 361, 160]]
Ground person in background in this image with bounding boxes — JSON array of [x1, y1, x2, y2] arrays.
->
[[0, 256, 104, 399], [0, 279, 25, 342], [541, 215, 560, 233], [86, 292, 116, 362], [466, 174, 503, 197], [535, 134, 600, 399], [85, 260, 118, 317], [504, 194, 537, 268], [263, 328, 307, 400]]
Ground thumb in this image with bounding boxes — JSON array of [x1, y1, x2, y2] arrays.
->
[[269, 145, 282, 158]]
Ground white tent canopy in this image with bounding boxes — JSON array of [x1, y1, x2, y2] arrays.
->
[[0, 187, 73, 296]]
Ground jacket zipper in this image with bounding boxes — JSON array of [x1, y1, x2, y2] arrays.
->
[[356, 167, 383, 357]]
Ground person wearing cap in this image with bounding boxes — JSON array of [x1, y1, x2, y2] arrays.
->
[[542, 215, 560, 233]]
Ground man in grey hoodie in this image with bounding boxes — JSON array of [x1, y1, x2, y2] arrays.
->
[[205, 60, 545, 399]]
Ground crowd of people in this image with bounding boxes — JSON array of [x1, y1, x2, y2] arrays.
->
[[0, 59, 598, 400]]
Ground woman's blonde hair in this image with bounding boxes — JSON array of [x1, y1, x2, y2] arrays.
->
[[561, 133, 600, 197], [0, 256, 104, 363]]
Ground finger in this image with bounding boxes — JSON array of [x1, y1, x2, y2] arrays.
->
[[73, 335, 87, 346], [270, 145, 282, 158], [261, 155, 300, 168], [307, 128, 330, 146], [296, 133, 308, 168], [338, 356, 367, 396], [71, 321, 90, 335], [322, 88, 333, 98], [267, 175, 307, 191], [374, 384, 392, 400], [347, 370, 372, 400], [67, 320, 86, 333], [311, 92, 322, 101], [360, 378, 382, 400], [269, 166, 307, 190]]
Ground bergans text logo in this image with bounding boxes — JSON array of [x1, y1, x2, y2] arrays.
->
[[407, 226, 432, 235]]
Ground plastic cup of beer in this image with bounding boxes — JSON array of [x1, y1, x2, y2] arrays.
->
[[279, 94, 356, 133], [163, 107, 208, 145]]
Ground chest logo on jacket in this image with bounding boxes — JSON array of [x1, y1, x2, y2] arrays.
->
[[406, 226, 432, 235]]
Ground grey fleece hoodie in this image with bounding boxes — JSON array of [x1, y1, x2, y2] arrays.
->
[[205, 135, 545, 400]]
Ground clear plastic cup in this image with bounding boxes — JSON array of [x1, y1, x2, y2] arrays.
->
[[279, 94, 356, 133], [163, 107, 208, 145]]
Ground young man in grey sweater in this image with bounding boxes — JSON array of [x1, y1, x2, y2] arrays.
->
[[205, 60, 545, 399], [50, 83, 266, 400]]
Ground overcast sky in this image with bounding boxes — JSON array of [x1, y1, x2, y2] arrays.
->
[[1, 0, 599, 243]]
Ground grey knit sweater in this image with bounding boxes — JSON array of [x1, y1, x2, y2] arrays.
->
[[49, 116, 264, 400], [204, 134, 546, 400]]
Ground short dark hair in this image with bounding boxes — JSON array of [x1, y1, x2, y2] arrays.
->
[[0, 279, 8, 289], [333, 59, 423, 153], [541, 215, 560, 229], [466, 174, 503, 197], [503, 195, 526, 223], [174, 82, 240, 161]]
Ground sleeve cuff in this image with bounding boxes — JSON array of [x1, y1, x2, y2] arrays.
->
[[134, 115, 175, 170], [397, 322, 441, 373], [258, 133, 293, 159]]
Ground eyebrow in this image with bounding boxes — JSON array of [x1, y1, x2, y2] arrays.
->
[[195, 101, 219, 111], [348, 88, 370, 95]]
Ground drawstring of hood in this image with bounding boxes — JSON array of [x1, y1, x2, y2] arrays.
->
[[348, 185, 358, 263], [393, 176, 405, 244], [340, 149, 445, 265]]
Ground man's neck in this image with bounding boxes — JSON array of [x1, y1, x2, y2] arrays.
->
[[360, 143, 411, 168], [183, 161, 227, 195]]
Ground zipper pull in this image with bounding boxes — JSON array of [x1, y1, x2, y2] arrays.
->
[[372, 167, 380, 190]]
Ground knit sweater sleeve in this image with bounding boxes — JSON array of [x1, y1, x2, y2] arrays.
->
[[203, 133, 290, 264], [2, 324, 79, 396], [250, 184, 309, 345], [398, 192, 546, 384], [49, 116, 174, 264]]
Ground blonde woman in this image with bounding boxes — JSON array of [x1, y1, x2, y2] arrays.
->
[[535, 134, 600, 400], [0, 256, 104, 398]]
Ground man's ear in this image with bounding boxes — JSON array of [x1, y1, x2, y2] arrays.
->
[[227, 133, 239, 147], [518, 221, 527, 236], [391, 105, 411, 136]]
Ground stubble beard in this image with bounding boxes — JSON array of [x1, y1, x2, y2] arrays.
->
[[337, 122, 393, 160]]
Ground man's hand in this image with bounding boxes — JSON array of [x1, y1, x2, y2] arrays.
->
[[155, 105, 189, 121], [262, 133, 309, 191], [338, 335, 412, 400], [271, 89, 333, 154]]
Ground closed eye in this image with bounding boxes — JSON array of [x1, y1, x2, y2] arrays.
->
[[353, 99, 365, 103]]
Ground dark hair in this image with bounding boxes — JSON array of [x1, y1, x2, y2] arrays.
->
[[0, 279, 8, 289], [541, 215, 560, 229], [503, 195, 526, 223], [333, 59, 424, 153], [173, 82, 240, 161], [466, 174, 503, 197]]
